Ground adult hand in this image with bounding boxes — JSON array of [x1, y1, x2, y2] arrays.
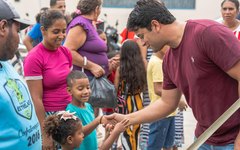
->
[[109, 56, 120, 71], [104, 113, 127, 125], [90, 63, 105, 78], [101, 115, 118, 126], [103, 115, 129, 136], [178, 99, 188, 111]]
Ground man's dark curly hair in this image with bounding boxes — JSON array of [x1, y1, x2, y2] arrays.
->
[[127, 0, 176, 31]]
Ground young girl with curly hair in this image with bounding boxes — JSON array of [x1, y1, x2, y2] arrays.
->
[[44, 110, 129, 150], [44, 111, 84, 150]]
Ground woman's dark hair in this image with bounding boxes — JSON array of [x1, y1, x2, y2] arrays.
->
[[35, 7, 49, 23], [119, 40, 147, 94], [44, 114, 82, 144], [127, 0, 176, 31], [72, 0, 102, 19], [221, 0, 239, 11], [40, 10, 66, 30]]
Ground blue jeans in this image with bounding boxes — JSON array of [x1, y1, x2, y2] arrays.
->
[[147, 116, 175, 150], [195, 137, 234, 150]]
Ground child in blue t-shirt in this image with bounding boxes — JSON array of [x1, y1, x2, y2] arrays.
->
[[66, 70, 129, 150]]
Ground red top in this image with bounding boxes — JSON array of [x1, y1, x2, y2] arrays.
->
[[120, 28, 135, 43], [163, 20, 240, 145]]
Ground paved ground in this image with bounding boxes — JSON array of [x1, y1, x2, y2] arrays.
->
[[181, 108, 197, 150], [98, 108, 197, 150]]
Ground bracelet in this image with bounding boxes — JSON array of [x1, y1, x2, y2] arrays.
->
[[99, 115, 104, 124], [83, 56, 87, 66]]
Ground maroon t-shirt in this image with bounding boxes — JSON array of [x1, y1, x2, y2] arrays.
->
[[163, 19, 240, 145]]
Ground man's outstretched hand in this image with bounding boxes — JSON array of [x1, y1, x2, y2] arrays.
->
[[104, 113, 129, 126]]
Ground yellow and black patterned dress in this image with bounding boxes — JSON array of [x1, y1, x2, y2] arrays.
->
[[118, 81, 143, 150]]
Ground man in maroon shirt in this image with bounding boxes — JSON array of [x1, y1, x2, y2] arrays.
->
[[106, 0, 240, 149]]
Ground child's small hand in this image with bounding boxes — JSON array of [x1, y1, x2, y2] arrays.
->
[[103, 123, 114, 140], [105, 123, 114, 131], [178, 99, 188, 111], [113, 118, 129, 133], [109, 57, 120, 71]]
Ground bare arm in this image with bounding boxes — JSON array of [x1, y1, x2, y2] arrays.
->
[[23, 35, 33, 51], [64, 26, 105, 77], [26, 80, 45, 128], [226, 60, 240, 150], [126, 88, 181, 125], [114, 67, 120, 90], [100, 119, 129, 150], [82, 116, 101, 136], [26, 80, 54, 149], [64, 25, 86, 67], [153, 82, 162, 96], [82, 115, 113, 137], [100, 130, 120, 150]]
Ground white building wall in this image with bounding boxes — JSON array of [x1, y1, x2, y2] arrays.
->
[[100, 0, 221, 32], [8, 0, 222, 33]]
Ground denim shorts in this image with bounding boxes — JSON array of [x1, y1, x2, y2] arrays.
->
[[194, 137, 234, 150], [147, 116, 175, 150]]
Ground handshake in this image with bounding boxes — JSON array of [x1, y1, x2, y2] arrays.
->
[[98, 113, 130, 150], [100, 113, 130, 134]]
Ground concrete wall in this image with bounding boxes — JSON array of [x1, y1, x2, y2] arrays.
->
[[100, 0, 221, 32], [9, 0, 222, 33]]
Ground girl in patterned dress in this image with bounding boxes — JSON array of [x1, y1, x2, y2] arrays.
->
[[114, 39, 147, 150]]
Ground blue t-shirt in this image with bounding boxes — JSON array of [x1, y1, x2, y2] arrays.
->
[[66, 103, 98, 150], [28, 23, 42, 47], [0, 61, 42, 150]]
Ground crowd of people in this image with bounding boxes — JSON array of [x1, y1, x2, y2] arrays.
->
[[0, 0, 240, 150]]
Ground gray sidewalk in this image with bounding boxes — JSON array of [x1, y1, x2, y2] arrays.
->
[[181, 108, 197, 150]]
